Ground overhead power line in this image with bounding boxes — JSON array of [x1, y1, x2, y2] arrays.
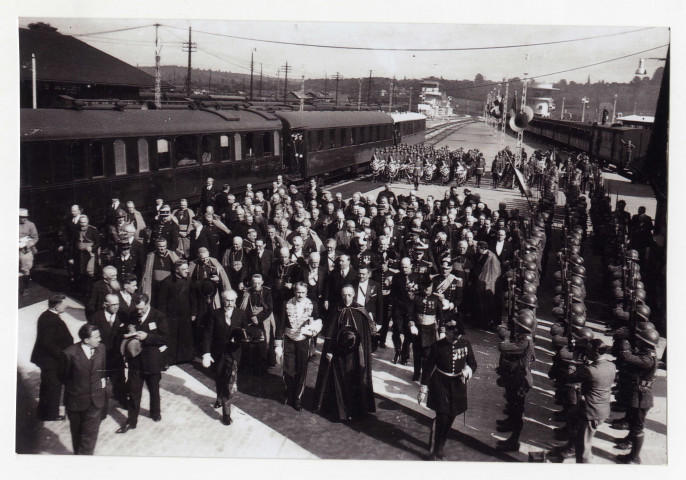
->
[[161, 25, 655, 52], [442, 43, 669, 95], [72, 24, 158, 37]]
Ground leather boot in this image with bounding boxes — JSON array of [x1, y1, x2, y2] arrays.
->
[[495, 434, 521, 452], [618, 434, 643, 464]]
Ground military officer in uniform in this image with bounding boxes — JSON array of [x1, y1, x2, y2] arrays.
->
[[390, 258, 421, 364], [150, 205, 179, 253], [409, 280, 443, 382], [417, 318, 476, 460], [494, 313, 535, 452]]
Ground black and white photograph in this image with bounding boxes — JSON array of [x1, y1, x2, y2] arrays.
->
[[5, 0, 682, 476]]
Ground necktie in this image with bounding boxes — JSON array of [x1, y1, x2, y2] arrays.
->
[[90, 348, 95, 361]]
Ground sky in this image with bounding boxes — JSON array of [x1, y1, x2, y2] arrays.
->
[[17, 17, 669, 85]]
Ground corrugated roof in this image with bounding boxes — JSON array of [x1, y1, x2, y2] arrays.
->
[[274, 111, 392, 130], [19, 28, 159, 88], [21, 108, 281, 141]]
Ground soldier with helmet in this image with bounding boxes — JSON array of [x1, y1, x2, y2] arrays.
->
[[494, 313, 535, 452], [614, 325, 660, 464]]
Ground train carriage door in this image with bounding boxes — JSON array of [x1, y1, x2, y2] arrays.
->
[[90, 141, 105, 178], [201, 135, 216, 165], [234, 133, 242, 160], [219, 135, 232, 162], [273, 131, 280, 156]]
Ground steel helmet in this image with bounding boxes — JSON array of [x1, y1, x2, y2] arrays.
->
[[570, 313, 586, 329], [570, 276, 585, 288], [634, 280, 645, 290], [554, 285, 563, 295], [552, 295, 564, 307], [522, 271, 537, 283], [569, 245, 581, 255], [524, 262, 538, 272], [552, 307, 566, 319], [611, 279, 623, 289], [570, 285, 585, 301], [523, 253, 538, 264], [518, 308, 535, 319], [569, 255, 584, 266], [636, 304, 651, 320], [627, 249, 640, 261], [550, 322, 565, 337], [514, 314, 535, 333], [633, 271, 642, 282], [517, 294, 538, 308], [570, 303, 586, 316], [573, 327, 594, 342], [531, 230, 545, 239], [633, 289, 646, 302], [521, 283, 537, 295], [635, 328, 659, 348], [572, 226, 584, 236], [554, 271, 563, 281]]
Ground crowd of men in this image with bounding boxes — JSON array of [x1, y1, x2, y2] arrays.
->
[[22, 149, 665, 461]]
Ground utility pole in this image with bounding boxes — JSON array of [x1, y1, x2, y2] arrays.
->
[[389, 76, 395, 112], [249, 48, 256, 101], [300, 75, 305, 112], [282, 61, 291, 103], [333, 72, 342, 106], [154, 24, 161, 108], [208, 69, 212, 92], [358, 79, 362, 110], [182, 27, 197, 95], [31, 53, 37, 109], [259, 63, 263, 98], [324, 73, 328, 98], [612, 93, 618, 124], [276, 69, 280, 100], [408, 87, 412, 112], [367, 70, 372, 106]]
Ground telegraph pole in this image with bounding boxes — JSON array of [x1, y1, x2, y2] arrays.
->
[[154, 24, 161, 108], [358, 79, 362, 110], [612, 93, 618, 124], [182, 27, 197, 95], [367, 70, 372, 106], [408, 87, 412, 112], [560, 97, 565, 120], [389, 76, 395, 112], [249, 48, 256, 101], [282, 62, 291, 103], [208, 69, 212, 91], [333, 72, 342, 106], [276, 69, 280, 100], [259, 63, 263, 98], [300, 75, 305, 112], [324, 73, 328, 98]]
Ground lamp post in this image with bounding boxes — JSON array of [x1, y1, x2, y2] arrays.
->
[[612, 94, 618, 124]]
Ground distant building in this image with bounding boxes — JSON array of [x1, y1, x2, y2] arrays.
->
[[19, 27, 168, 108], [528, 83, 558, 118], [417, 80, 453, 118], [617, 114, 654, 129]]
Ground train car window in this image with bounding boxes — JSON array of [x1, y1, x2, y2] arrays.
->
[[113, 140, 127, 175], [201, 135, 215, 164], [156, 138, 172, 169], [340, 128, 347, 146], [351, 127, 357, 145], [262, 132, 272, 156], [329, 128, 337, 149], [234, 133, 242, 160], [174, 135, 198, 166], [244, 132, 256, 159], [90, 141, 105, 178], [220, 135, 232, 162], [22, 142, 50, 186], [138, 139, 150, 172], [72, 141, 88, 180], [273, 131, 280, 156], [317, 130, 324, 151]]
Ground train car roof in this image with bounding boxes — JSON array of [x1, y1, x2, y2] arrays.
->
[[20, 108, 281, 141], [388, 112, 427, 122], [273, 111, 392, 130]]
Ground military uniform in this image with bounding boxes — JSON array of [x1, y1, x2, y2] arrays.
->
[[150, 218, 179, 253], [390, 271, 421, 363], [420, 333, 477, 459], [409, 293, 443, 380]]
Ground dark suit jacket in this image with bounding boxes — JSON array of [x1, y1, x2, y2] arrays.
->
[[188, 227, 214, 261], [353, 279, 383, 325], [491, 239, 515, 269], [60, 343, 106, 412], [90, 310, 126, 372], [300, 264, 329, 309], [248, 248, 274, 278], [201, 184, 219, 209], [86, 280, 115, 319], [202, 307, 249, 367], [328, 268, 359, 310], [123, 307, 168, 374], [31, 310, 74, 370]]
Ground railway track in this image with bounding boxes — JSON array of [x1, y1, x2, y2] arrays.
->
[[424, 119, 476, 146]]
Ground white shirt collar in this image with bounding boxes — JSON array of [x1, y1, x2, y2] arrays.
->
[[81, 343, 94, 359], [138, 307, 150, 324]]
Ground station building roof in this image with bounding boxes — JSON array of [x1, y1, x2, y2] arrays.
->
[[19, 27, 160, 88]]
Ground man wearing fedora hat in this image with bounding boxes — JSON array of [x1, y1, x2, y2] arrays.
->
[[313, 285, 376, 421], [19, 208, 38, 296]]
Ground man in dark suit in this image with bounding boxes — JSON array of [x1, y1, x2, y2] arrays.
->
[[90, 294, 127, 416], [300, 252, 329, 314], [491, 228, 515, 271], [202, 289, 250, 425], [188, 216, 213, 261], [117, 274, 138, 319], [116, 293, 168, 433], [248, 238, 275, 278], [157, 260, 196, 365], [200, 177, 218, 213], [353, 266, 383, 329], [86, 265, 120, 319], [60, 323, 107, 454], [31, 295, 75, 421], [327, 254, 358, 314]]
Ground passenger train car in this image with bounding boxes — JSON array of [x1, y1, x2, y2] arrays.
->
[[527, 117, 652, 173], [20, 106, 427, 242], [389, 112, 427, 145]]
